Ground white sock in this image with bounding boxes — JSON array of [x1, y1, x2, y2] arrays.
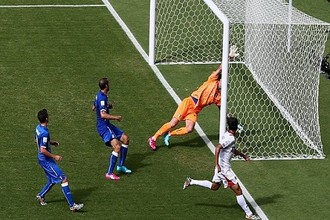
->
[[236, 195, 253, 216], [121, 144, 128, 148], [190, 179, 212, 189]]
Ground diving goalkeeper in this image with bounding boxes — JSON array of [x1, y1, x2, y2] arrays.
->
[[148, 45, 239, 151]]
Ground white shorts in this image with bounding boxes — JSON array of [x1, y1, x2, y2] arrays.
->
[[212, 167, 238, 188]]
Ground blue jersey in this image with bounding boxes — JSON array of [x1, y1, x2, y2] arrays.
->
[[94, 90, 111, 129], [94, 90, 124, 143], [35, 124, 54, 163]]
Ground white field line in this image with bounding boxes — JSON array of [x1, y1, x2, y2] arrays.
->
[[0, 5, 105, 8]]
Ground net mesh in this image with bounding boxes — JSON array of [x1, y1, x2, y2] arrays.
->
[[153, 0, 330, 159]]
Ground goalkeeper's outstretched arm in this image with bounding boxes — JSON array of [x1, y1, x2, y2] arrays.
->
[[212, 45, 240, 79]]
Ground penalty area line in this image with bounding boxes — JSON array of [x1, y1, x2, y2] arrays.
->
[[0, 5, 105, 8]]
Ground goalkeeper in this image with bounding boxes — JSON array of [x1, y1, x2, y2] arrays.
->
[[148, 45, 239, 151]]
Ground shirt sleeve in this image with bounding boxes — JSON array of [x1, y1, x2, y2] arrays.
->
[[207, 71, 218, 82], [98, 96, 107, 112], [39, 134, 48, 148], [220, 134, 235, 149]]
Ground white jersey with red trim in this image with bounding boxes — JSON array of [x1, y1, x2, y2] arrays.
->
[[218, 131, 236, 172]]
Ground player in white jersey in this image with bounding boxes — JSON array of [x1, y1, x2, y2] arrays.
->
[[182, 117, 259, 220]]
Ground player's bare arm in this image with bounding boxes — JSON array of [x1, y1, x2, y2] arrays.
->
[[100, 110, 122, 121], [215, 143, 223, 172], [211, 64, 223, 79], [50, 141, 59, 146], [234, 149, 250, 161], [40, 147, 62, 161], [211, 45, 239, 79]]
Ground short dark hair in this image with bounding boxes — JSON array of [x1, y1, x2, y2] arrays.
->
[[37, 109, 48, 123], [99, 78, 109, 90], [227, 117, 238, 131]]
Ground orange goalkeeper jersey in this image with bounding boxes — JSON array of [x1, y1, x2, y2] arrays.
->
[[190, 72, 221, 113]]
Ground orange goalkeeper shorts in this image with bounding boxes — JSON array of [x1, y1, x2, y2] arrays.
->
[[173, 97, 198, 122]]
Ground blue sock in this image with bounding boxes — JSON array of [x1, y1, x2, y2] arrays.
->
[[39, 180, 55, 197], [61, 182, 74, 207], [119, 145, 128, 166], [107, 151, 118, 174]]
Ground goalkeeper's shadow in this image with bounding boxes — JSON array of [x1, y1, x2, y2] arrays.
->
[[167, 134, 219, 148]]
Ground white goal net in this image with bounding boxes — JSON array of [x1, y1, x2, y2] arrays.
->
[[150, 0, 330, 159]]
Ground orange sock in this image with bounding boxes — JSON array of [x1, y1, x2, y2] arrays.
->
[[169, 127, 189, 136], [153, 122, 172, 140]]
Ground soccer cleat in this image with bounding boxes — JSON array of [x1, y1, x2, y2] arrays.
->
[[117, 165, 132, 174], [70, 203, 84, 212], [163, 132, 170, 146], [148, 137, 156, 151], [245, 214, 260, 220], [36, 195, 47, 206], [105, 173, 120, 180], [183, 177, 191, 190]]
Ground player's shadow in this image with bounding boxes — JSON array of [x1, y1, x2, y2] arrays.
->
[[195, 202, 239, 210], [253, 193, 283, 205], [196, 193, 283, 208], [45, 186, 98, 209], [124, 151, 154, 172], [159, 134, 219, 149], [72, 186, 99, 202]]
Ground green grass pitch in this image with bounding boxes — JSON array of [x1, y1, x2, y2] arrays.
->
[[0, 0, 329, 219]]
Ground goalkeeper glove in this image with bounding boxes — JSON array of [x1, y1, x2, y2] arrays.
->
[[229, 45, 239, 59]]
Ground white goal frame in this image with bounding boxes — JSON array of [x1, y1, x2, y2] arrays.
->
[[149, 0, 330, 160]]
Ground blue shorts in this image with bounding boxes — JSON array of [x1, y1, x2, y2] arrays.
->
[[38, 160, 66, 184], [97, 123, 124, 143]]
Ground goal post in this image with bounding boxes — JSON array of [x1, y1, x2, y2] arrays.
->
[[201, 0, 230, 141], [149, 0, 330, 160], [149, 0, 231, 140]]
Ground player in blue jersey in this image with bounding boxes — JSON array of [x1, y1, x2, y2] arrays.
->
[[35, 109, 83, 212], [93, 78, 132, 180]]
